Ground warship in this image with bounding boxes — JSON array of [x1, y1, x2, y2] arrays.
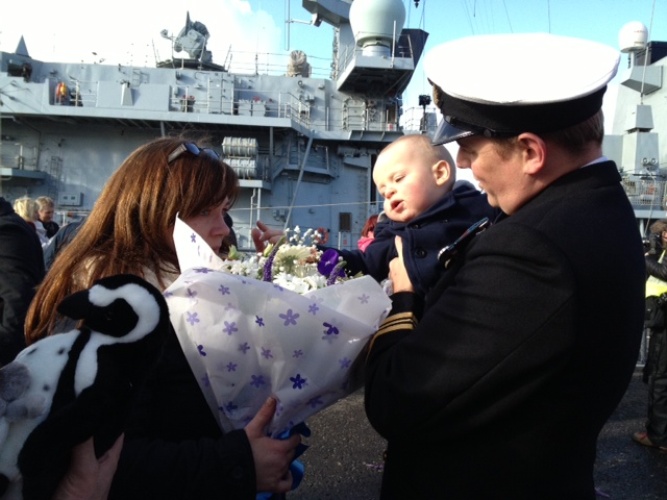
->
[[2, 0, 666, 245], [606, 21, 667, 235], [0, 0, 428, 250]]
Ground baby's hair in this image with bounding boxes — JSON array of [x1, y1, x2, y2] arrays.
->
[[382, 134, 456, 185]]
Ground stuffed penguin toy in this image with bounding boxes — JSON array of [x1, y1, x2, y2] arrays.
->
[[0, 274, 170, 500]]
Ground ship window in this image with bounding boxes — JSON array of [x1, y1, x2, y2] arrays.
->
[[339, 212, 352, 232]]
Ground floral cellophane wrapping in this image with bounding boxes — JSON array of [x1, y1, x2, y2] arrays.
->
[[165, 217, 391, 435]]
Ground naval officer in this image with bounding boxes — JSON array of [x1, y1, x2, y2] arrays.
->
[[364, 33, 646, 499]]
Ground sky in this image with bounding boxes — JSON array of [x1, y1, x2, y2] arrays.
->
[[3, 1, 666, 101], [2, 0, 666, 142]]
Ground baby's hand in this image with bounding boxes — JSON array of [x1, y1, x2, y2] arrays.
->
[[251, 221, 284, 252]]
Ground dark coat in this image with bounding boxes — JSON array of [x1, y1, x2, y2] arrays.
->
[[0, 197, 45, 364], [645, 244, 667, 281], [40, 220, 60, 239], [109, 326, 256, 499], [364, 162, 646, 499], [43, 218, 85, 270], [337, 181, 499, 296]]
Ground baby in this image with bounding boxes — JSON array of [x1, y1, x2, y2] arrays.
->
[[333, 134, 498, 296]]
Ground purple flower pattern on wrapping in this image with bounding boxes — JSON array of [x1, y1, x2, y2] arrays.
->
[[290, 373, 307, 389], [323, 322, 339, 337], [223, 321, 238, 336], [167, 241, 390, 435], [307, 396, 324, 408], [190, 232, 197, 243], [275, 401, 285, 418], [186, 311, 200, 326], [250, 375, 266, 388], [279, 309, 299, 326]]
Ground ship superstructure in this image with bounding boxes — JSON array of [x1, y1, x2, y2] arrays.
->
[[604, 21, 667, 234], [0, 0, 427, 250]]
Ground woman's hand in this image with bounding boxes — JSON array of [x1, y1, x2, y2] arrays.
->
[[389, 236, 414, 293], [53, 434, 124, 500], [245, 397, 301, 494], [251, 221, 284, 252]]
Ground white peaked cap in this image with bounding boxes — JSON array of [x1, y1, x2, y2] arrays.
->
[[424, 33, 621, 144]]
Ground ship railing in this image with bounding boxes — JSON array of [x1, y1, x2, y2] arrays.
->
[[622, 175, 667, 210], [47, 77, 400, 133], [218, 49, 332, 80], [165, 89, 399, 133], [0, 142, 38, 170], [49, 79, 97, 107]]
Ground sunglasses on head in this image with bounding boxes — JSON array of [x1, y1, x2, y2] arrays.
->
[[167, 142, 221, 164]]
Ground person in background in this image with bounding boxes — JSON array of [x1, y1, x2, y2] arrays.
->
[[364, 33, 645, 498], [357, 213, 378, 252], [42, 217, 86, 270], [24, 137, 300, 499], [326, 134, 498, 297], [0, 196, 45, 364], [36, 196, 60, 239], [13, 197, 49, 247], [633, 218, 667, 451]]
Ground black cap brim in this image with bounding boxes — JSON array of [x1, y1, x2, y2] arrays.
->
[[431, 120, 476, 145]]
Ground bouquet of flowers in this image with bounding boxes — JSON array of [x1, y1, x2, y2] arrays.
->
[[165, 218, 391, 437]]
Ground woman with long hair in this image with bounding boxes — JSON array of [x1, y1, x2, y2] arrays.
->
[[25, 136, 300, 499]]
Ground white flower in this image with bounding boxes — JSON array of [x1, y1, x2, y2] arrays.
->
[[219, 228, 333, 293]]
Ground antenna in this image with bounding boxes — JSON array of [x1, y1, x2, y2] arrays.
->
[[284, 0, 315, 51], [285, 0, 293, 50]]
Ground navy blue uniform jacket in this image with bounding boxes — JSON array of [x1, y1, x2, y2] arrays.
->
[[364, 162, 646, 499], [338, 181, 498, 296]]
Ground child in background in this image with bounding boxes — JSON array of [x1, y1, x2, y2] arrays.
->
[[357, 214, 378, 251]]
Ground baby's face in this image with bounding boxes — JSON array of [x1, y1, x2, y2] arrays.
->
[[373, 144, 444, 223]]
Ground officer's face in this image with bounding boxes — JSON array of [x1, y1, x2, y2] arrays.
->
[[456, 136, 527, 215]]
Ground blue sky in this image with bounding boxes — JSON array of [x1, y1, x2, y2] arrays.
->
[[2, 0, 666, 114]]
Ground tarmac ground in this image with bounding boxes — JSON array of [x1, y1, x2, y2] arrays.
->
[[288, 368, 667, 500]]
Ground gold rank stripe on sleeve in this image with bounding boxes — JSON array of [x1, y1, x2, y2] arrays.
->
[[367, 312, 419, 356]]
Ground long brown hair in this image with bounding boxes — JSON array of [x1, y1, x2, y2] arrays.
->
[[25, 136, 239, 343]]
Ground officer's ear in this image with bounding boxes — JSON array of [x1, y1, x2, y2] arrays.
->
[[517, 133, 547, 175]]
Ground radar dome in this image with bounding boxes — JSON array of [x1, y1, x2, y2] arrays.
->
[[619, 21, 648, 53], [349, 0, 406, 56]]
